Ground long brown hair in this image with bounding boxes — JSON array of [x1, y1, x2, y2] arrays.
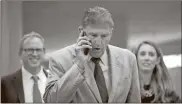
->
[[133, 41, 173, 102]]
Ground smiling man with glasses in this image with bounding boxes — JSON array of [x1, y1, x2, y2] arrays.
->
[[1, 32, 48, 103], [23, 48, 45, 55]]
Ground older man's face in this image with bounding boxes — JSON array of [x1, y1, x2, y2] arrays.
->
[[84, 22, 113, 58]]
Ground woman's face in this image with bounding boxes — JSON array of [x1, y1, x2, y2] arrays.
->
[[137, 43, 159, 72]]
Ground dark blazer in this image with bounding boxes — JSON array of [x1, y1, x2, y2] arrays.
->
[[1, 69, 48, 103]]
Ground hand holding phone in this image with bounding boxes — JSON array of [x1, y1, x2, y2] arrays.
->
[[75, 30, 92, 69], [82, 31, 91, 55], [82, 31, 89, 55]]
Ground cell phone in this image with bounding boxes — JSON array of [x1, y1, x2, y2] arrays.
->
[[82, 31, 89, 55]]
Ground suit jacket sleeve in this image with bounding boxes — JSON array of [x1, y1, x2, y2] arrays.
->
[[1, 78, 7, 103], [43, 53, 85, 103], [126, 53, 141, 103]]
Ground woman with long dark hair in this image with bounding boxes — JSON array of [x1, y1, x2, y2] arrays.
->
[[133, 41, 181, 103]]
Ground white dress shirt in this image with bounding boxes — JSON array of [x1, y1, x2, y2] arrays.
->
[[22, 66, 47, 103], [87, 50, 111, 95]]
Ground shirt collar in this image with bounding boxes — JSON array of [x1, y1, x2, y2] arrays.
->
[[22, 66, 32, 81], [88, 49, 107, 65], [100, 50, 107, 65], [22, 66, 45, 82]]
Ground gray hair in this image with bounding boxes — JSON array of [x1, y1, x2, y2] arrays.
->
[[81, 6, 114, 28], [19, 31, 44, 55]]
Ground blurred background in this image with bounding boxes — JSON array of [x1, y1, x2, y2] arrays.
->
[[0, 0, 181, 98]]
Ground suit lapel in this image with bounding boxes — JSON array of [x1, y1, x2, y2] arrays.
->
[[71, 44, 123, 102], [43, 68, 48, 77], [12, 69, 25, 103], [84, 63, 102, 102], [107, 46, 123, 102], [71, 45, 102, 103]]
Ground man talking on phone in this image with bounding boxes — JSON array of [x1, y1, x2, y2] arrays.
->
[[44, 6, 141, 103]]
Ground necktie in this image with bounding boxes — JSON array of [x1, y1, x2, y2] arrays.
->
[[91, 58, 108, 103], [32, 75, 42, 103]]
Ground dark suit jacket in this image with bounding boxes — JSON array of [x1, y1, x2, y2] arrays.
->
[[1, 69, 48, 103]]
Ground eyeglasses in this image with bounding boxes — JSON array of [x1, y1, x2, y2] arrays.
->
[[23, 48, 45, 54]]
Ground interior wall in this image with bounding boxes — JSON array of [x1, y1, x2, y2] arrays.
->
[[22, 1, 128, 53], [1, 1, 22, 76]]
